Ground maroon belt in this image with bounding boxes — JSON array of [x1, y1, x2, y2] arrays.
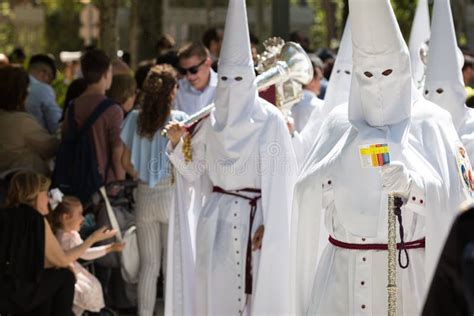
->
[[329, 196, 419, 269], [329, 235, 425, 270], [213, 186, 261, 295], [328, 236, 426, 251]]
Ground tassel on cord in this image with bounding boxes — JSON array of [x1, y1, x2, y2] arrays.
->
[[183, 132, 193, 163]]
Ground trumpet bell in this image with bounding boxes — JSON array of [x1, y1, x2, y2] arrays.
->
[[279, 42, 313, 86], [255, 42, 313, 92]]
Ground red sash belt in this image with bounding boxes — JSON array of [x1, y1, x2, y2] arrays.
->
[[212, 186, 262, 295], [328, 236, 425, 251]]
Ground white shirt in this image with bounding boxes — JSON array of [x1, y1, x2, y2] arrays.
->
[[291, 89, 323, 133], [175, 69, 218, 115], [25, 75, 62, 134]]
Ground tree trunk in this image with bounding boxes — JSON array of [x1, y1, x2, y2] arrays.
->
[[254, 0, 265, 41], [205, 0, 214, 27], [453, 0, 466, 44], [321, 0, 337, 47], [272, 0, 289, 40], [136, 0, 163, 63], [97, 0, 119, 59], [129, 0, 139, 69], [343, 0, 349, 27]]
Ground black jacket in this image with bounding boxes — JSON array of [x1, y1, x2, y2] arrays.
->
[[423, 207, 474, 315], [0, 204, 45, 312]]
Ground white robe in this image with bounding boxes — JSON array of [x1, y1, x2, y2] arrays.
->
[[423, 0, 474, 165], [292, 19, 352, 169], [291, 98, 470, 315], [457, 108, 474, 161], [291, 90, 323, 133], [166, 100, 297, 315]]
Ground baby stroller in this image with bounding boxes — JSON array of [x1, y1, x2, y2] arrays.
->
[[87, 179, 139, 315]]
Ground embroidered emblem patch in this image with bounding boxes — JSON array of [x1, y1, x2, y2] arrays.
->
[[359, 144, 390, 168], [456, 146, 474, 196]]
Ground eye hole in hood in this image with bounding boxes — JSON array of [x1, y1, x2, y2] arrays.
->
[[382, 69, 393, 76], [364, 71, 373, 78], [436, 88, 444, 94]]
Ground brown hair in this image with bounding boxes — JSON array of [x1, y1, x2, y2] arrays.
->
[[463, 54, 474, 71], [202, 27, 223, 50], [156, 34, 176, 55], [138, 64, 177, 139], [0, 65, 30, 112], [5, 170, 51, 209], [49, 196, 82, 233], [107, 74, 137, 105], [112, 59, 132, 76], [177, 42, 210, 61], [81, 49, 111, 85]]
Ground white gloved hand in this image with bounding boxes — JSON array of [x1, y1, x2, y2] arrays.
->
[[381, 161, 412, 199]]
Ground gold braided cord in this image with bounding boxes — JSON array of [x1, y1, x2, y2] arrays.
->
[[183, 132, 193, 163]]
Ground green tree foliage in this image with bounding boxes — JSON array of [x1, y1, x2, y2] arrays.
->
[[0, 20, 15, 54], [44, 0, 84, 57], [391, 0, 417, 42], [0, 1, 15, 54], [307, 0, 418, 50]]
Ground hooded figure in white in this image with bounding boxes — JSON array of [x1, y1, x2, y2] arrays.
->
[[291, 0, 471, 314], [408, 0, 430, 89], [424, 0, 474, 161], [292, 17, 353, 167], [165, 0, 297, 314]]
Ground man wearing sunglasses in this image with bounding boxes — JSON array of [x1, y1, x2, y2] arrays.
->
[[175, 42, 218, 115]]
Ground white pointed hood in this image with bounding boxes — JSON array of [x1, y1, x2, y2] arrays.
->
[[212, 0, 258, 129], [349, 0, 414, 134], [291, 17, 353, 168], [424, 0, 467, 128], [322, 16, 352, 114], [409, 0, 430, 88], [207, 0, 266, 190]]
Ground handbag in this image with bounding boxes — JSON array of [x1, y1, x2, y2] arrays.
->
[[99, 187, 139, 284]]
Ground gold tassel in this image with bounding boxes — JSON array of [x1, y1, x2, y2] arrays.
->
[[182, 132, 193, 163]]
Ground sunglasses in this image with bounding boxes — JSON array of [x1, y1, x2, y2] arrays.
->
[[178, 59, 206, 75]]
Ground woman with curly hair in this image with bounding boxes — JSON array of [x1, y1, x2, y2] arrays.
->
[[120, 64, 187, 316]]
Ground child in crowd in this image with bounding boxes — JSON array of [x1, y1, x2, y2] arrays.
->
[[50, 195, 124, 316]]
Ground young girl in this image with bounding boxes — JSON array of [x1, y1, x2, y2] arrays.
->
[[50, 196, 124, 316]]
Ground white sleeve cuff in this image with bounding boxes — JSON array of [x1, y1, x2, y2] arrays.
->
[[166, 139, 183, 155], [166, 139, 185, 165]]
